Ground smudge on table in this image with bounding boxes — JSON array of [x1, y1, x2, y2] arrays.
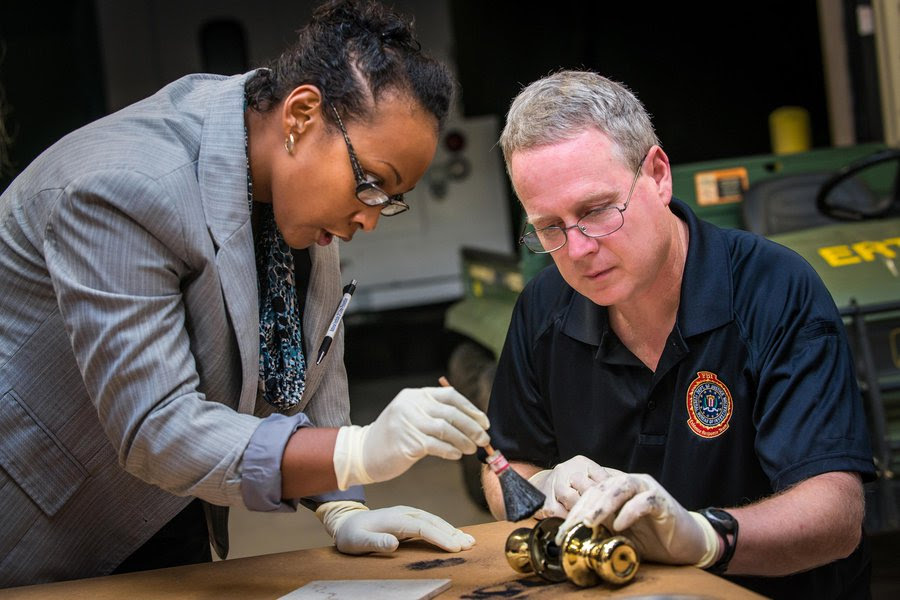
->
[[405, 557, 467, 571]]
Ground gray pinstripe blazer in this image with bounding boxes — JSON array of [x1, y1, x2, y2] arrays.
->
[[0, 72, 351, 586]]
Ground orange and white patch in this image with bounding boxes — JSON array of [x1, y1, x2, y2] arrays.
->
[[686, 371, 732, 438]]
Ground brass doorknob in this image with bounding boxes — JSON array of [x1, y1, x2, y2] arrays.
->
[[505, 517, 639, 587], [504, 517, 567, 583], [560, 523, 639, 586]]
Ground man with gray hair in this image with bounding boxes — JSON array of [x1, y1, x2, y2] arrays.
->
[[482, 70, 874, 598]]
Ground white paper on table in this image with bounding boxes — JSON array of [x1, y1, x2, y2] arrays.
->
[[277, 578, 451, 600]]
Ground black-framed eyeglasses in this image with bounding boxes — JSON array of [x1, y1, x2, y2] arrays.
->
[[330, 105, 409, 216], [519, 155, 646, 254]]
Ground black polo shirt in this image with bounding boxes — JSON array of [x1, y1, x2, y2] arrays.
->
[[489, 198, 875, 599]]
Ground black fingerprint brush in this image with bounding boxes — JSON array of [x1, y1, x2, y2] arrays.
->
[[439, 376, 545, 521]]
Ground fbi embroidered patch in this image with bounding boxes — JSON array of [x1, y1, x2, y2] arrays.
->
[[686, 371, 732, 438]]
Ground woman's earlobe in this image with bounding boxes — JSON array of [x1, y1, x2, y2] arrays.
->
[[284, 130, 297, 155]]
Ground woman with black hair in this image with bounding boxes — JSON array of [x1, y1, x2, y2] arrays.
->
[[0, 0, 489, 586]]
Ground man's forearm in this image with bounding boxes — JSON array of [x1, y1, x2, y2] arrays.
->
[[726, 471, 864, 576]]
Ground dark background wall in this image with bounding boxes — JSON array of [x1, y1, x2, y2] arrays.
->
[[450, 1, 831, 164], [1, 0, 842, 193], [0, 0, 106, 191]]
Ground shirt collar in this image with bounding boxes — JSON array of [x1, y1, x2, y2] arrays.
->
[[672, 198, 734, 337], [560, 198, 734, 346]]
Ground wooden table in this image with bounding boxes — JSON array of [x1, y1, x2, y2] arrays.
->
[[0, 521, 765, 599]]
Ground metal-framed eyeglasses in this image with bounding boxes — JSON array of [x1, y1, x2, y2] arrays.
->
[[519, 155, 646, 254], [330, 105, 410, 216]]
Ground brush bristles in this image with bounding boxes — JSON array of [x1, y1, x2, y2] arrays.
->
[[497, 466, 546, 522], [437, 376, 545, 521]]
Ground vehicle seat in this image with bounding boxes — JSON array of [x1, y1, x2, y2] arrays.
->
[[741, 172, 878, 235]]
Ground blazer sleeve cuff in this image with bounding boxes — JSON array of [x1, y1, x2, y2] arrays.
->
[[241, 412, 313, 512]]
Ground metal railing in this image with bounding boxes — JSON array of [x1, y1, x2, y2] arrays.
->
[[841, 298, 900, 531]]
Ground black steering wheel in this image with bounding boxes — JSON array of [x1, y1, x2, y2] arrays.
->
[[816, 148, 900, 220]]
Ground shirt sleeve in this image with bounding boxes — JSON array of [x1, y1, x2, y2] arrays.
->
[[749, 254, 876, 490], [755, 319, 876, 489], [241, 412, 364, 512]]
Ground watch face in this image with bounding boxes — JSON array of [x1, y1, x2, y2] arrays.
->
[[708, 508, 725, 518], [707, 508, 737, 530]]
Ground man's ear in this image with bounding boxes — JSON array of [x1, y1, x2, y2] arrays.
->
[[646, 145, 673, 204], [281, 84, 324, 136]]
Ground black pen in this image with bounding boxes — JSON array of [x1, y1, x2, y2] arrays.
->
[[316, 279, 357, 365]]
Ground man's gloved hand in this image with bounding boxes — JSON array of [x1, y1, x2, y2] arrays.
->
[[554, 473, 719, 567], [528, 455, 622, 518], [315, 501, 476, 555], [333, 386, 489, 490]]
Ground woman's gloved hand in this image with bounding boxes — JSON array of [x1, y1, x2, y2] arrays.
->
[[555, 473, 719, 567], [528, 455, 622, 518], [315, 501, 476, 554], [332, 386, 490, 489]]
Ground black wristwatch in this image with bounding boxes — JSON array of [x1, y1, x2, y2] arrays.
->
[[698, 507, 739, 574]]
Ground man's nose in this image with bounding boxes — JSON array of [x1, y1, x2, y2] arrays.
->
[[563, 225, 598, 259]]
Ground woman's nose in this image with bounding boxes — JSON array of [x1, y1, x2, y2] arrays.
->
[[352, 205, 382, 232]]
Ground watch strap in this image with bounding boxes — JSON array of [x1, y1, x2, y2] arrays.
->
[[698, 507, 738, 574]]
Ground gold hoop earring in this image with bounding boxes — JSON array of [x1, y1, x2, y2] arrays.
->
[[284, 131, 296, 155]]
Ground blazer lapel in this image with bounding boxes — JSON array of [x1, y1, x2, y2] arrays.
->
[[195, 72, 344, 417], [197, 72, 259, 415], [295, 242, 340, 413]]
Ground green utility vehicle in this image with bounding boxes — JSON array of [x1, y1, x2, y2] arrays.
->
[[445, 144, 900, 533]]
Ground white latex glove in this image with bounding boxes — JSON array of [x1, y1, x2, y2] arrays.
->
[[528, 455, 623, 519], [315, 501, 476, 555], [555, 473, 719, 568], [332, 386, 490, 490]]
